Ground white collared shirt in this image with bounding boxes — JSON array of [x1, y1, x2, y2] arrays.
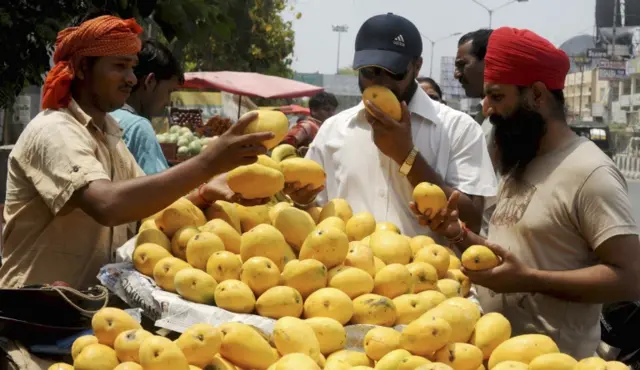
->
[[306, 87, 497, 238]]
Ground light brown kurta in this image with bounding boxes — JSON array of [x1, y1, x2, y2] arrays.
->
[[0, 100, 143, 289]]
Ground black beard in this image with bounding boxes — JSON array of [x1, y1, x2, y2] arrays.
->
[[491, 104, 547, 182]]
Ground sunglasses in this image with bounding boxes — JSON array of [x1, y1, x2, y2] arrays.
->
[[359, 66, 409, 81]]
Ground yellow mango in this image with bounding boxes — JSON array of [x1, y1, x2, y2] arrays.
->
[[412, 182, 448, 217], [488, 334, 560, 369], [318, 198, 353, 223], [280, 157, 326, 189], [369, 230, 412, 265], [228, 163, 285, 199], [241, 110, 289, 149], [363, 327, 401, 361], [351, 293, 397, 327], [362, 85, 402, 121]]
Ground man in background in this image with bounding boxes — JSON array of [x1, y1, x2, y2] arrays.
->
[[455, 29, 493, 126], [281, 91, 338, 156], [110, 40, 184, 174], [455, 28, 496, 236], [417, 77, 444, 102]]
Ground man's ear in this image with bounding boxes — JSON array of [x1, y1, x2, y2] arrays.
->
[[76, 57, 91, 80], [143, 73, 157, 91], [530, 81, 549, 109]]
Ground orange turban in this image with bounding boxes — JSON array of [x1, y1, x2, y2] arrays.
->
[[484, 27, 570, 90], [42, 15, 143, 110]]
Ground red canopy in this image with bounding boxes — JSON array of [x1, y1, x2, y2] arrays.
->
[[182, 71, 324, 99]]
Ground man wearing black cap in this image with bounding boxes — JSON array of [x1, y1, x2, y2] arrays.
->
[[285, 13, 496, 239]]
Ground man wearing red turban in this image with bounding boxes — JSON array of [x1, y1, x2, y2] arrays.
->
[[418, 27, 640, 358], [0, 15, 272, 291]]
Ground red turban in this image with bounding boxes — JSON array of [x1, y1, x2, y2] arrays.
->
[[42, 15, 143, 110], [484, 27, 570, 90]]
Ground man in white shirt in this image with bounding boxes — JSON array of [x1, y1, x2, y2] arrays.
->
[[455, 29, 497, 236], [286, 13, 496, 236]]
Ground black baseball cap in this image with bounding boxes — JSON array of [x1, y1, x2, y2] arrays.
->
[[353, 13, 423, 75]]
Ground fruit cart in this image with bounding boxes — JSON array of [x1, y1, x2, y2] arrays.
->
[[158, 107, 233, 164], [158, 72, 323, 165]]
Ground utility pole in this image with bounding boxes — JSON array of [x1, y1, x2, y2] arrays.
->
[[470, 0, 529, 28], [572, 54, 591, 121], [607, 0, 619, 123], [332, 25, 348, 74], [421, 32, 462, 77], [579, 63, 586, 120]]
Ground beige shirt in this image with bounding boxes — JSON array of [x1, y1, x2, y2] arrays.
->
[[0, 100, 143, 289], [478, 135, 638, 359]]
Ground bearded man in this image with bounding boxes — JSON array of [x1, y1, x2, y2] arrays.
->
[[415, 27, 640, 358]]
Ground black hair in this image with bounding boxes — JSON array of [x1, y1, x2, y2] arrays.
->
[[309, 92, 338, 111], [458, 29, 494, 61], [550, 89, 567, 119], [416, 77, 443, 98], [133, 40, 185, 90]]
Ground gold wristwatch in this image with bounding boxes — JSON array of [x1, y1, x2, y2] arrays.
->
[[399, 147, 419, 176]]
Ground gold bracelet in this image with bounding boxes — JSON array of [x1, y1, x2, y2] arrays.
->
[[399, 147, 419, 176]]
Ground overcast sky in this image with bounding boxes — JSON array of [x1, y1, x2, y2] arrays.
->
[[283, 0, 596, 82]]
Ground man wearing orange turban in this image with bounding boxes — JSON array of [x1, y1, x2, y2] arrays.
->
[[419, 27, 640, 358], [0, 15, 272, 292], [41, 15, 143, 110]]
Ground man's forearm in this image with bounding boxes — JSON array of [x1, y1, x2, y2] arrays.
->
[[523, 264, 640, 304], [407, 153, 482, 232], [79, 154, 217, 226]]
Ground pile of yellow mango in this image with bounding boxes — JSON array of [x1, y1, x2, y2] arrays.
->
[[50, 304, 627, 370], [131, 181, 480, 323]]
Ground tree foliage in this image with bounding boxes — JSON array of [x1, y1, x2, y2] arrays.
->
[[183, 0, 296, 78], [0, 0, 297, 108], [0, 0, 86, 108]]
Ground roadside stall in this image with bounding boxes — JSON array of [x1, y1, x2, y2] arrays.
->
[[159, 71, 323, 163]]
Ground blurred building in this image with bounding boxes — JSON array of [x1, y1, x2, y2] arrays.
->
[[439, 56, 465, 109], [293, 72, 361, 113], [564, 68, 610, 121], [557, 0, 640, 125], [618, 57, 640, 125]]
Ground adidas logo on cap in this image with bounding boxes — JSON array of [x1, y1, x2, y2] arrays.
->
[[393, 34, 405, 47]]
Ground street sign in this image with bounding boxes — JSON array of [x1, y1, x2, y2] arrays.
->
[[599, 68, 627, 80], [598, 60, 627, 69], [627, 57, 640, 75], [587, 48, 608, 59]]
